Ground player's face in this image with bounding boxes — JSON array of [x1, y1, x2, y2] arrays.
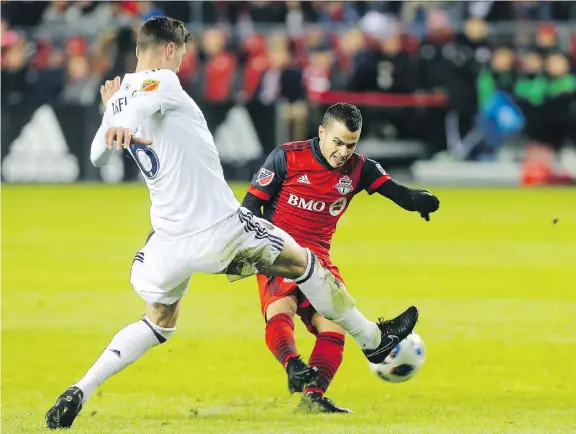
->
[[318, 121, 360, 168]]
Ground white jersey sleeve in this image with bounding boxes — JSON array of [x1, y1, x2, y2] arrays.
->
[[90, 109, 115, 167]]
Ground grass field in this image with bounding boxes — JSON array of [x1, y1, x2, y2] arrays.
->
[[2, 184, 576, 433]]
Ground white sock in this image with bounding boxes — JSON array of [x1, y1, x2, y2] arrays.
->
[[294, 249, 381, 350], [74, 317, 175, 403]]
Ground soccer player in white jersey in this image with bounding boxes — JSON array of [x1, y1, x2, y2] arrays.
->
[[46, 17, 419, 429]]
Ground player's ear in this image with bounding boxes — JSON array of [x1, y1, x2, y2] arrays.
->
[[318, 125, 324, 140], [166, 42, 175, 59]]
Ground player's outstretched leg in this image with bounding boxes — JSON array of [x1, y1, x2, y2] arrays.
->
[[262, 238, 419, 363], [264, 298, 318, 393], [45, 303, 179, 429]]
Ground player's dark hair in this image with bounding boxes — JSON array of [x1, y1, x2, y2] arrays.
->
[[322, 103, 362, 132], [137, 16, 191, 50]]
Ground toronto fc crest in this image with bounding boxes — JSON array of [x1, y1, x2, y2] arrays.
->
[[335, 175, 353, 195]]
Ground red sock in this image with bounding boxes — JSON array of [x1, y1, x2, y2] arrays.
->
[[265, 313, 299, 367], [305, 332, 345, 395]]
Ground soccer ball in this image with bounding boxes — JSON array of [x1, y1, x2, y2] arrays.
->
[[368, 333, 426, 383]]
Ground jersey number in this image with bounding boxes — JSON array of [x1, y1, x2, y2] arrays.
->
[[129, 144, 160, 179]]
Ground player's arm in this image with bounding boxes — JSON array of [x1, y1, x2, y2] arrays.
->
[[112, 70, 180, 131], [360, 158, 440, 221], [241, 146, 287, 218], [90, 77, 120, 167], [90, 119, 115, 167]]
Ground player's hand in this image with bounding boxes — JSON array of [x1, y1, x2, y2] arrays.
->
[[413, 190, 440, 222], [105, 127, 153, 150], [100, 76, 121, 105]]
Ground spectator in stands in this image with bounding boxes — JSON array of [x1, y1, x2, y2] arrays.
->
[[444, 18, 490, 156], [201, 28, 237, 102], [418, 10, 453, 92], [31, 48, 66, 105], [347, 31, 418, 93], [61, 55, 99, 106], [303, 43, 336, 93], [256, 42, 308, 141], [1, 35, 30, 106], [346, 28, 419, 141], [541, 52, 576, 150], [302, 26, 331, 54], [515, 47, 547, 145], [338, 27, 367, 82], [535, 23, 560, 54], [477, 45, 517, 108], [473, 45, 523, 160]]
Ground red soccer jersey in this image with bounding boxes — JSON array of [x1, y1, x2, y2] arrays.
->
[[248, 138, 390, 257]]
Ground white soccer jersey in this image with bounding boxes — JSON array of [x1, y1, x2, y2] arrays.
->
[[90, 69, 240, 238]]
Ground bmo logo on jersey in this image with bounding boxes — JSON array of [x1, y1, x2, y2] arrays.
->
[[287, 193, 348, 216], [287, 193, 326, 211]]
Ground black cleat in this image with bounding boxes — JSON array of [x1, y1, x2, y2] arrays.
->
[[286, 357, 318, 394], [363, 306, 419, 364], [45, 386, 83, 429], [299, 392, 353, 413]]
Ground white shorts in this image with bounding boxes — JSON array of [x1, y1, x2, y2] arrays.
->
[[130, 207, 286, 305]]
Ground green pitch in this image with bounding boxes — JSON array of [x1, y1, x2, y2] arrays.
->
[[2, 184, 575, 433]]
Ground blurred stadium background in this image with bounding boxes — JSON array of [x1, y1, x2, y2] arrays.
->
[[2, 2, 576, 433], [2, 0, 576, 185]]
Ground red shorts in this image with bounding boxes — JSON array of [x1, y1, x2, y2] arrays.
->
[[257, 255, 344, 333]]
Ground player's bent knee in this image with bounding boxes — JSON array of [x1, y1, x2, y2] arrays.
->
[[142, 315, 176, 343], [265, 236, 308, 279], [146, 301, 181, 329], [266, 296, 298, 320]]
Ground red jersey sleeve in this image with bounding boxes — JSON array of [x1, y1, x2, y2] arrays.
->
[[359, 158, 392, 194], [248, 146, 287, 201]]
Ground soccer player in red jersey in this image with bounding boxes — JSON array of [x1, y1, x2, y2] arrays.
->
[[241, 103, 440, 413]]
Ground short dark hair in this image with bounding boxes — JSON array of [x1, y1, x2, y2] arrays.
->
[[137, 16, 191, 50], [322, 103, 362, 132]]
